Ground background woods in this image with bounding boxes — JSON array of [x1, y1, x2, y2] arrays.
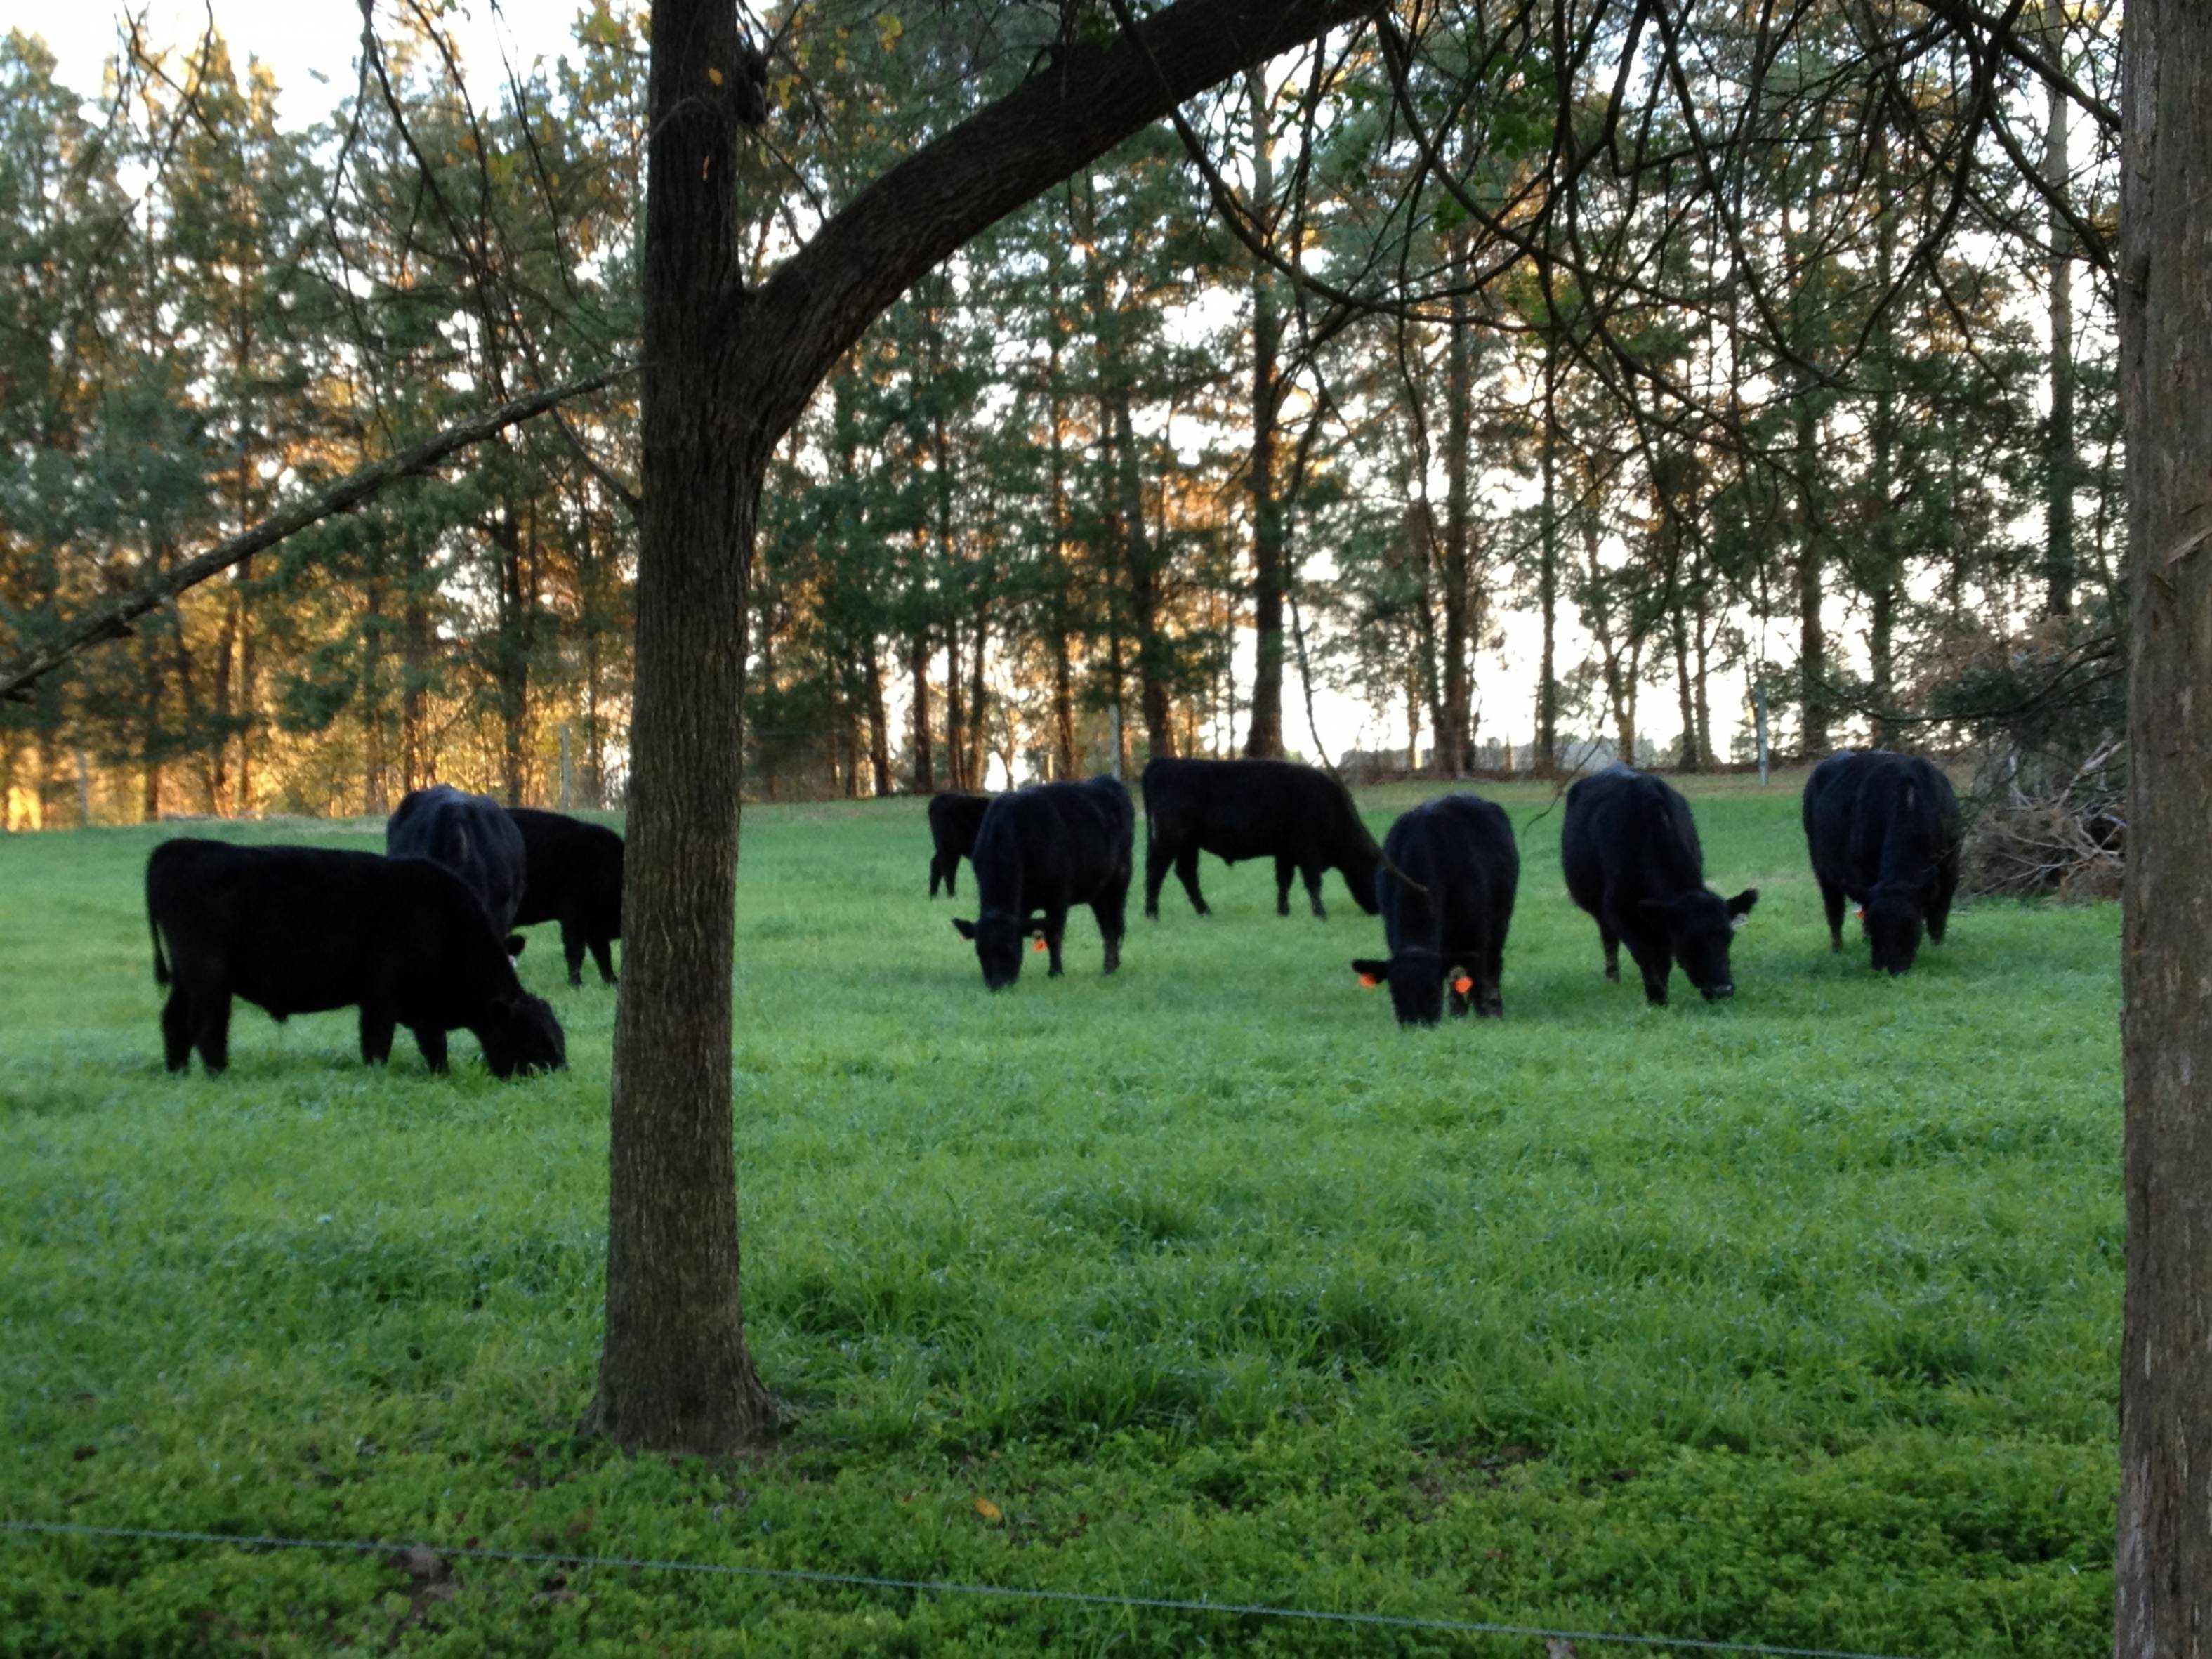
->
[[0, 0, 2123, 825]]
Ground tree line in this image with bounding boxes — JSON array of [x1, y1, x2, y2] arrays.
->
[[0, 0, 2119, 826]]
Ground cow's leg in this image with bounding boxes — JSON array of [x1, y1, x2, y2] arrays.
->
[[1173, 847, 1210, 916], [1043, 907, 1069, 977], [1093, 878, 1129, 975], [359, 1006, 397, 1066], [192, 992, 232, 1074], [1630, 942, 1672, 1007], [928, 853, 943, 898], [161, 987, 194, 1073], [410, 1025, 450, 1073], [1818, 878, 1848, 952], [944, 858, 958, 898], [1481, 929, 1506, 1018], [588, 936, 618, 985], [559, 916, 588, 987], [1928, 860, 1959, 943], [1274, 855, 1295, 917], [1143, 834, 1172, 919], [1598, 922, 1622, 982], [1301, 860, 1328, 919]]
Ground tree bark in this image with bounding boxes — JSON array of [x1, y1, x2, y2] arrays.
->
[[1794, 397, 1829, 759], [2116, 2, 2212, 1650], [583, 0, 775, 1455], [1535, 343, 1560, 775], [1438, 244, 1474, 778]]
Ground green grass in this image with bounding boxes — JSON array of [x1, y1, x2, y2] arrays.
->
[[0, 775, 2120, 1656]]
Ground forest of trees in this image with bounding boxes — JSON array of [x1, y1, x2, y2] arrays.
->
[[0, 0, 2121, 827]]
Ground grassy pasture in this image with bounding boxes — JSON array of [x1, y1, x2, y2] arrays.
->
[[0, 774, 2119, 1656]]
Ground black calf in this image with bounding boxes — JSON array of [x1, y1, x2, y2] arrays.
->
[[508, 807, 624, 985], [1140, 757, 1381, 920], [926, 792, 992, 898], [1349, 793, 1519, 1026], [386, 784, 529, 952], [1801, 749, 1963, 974], [952, 775, 1133, 989]]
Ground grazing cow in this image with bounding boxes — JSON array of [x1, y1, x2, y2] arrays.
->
[[1349, 793, 1519, 1026], [508, 807, 625, 985], [1801, 749, 1963, 975], [952, 775, 1133, 989], [926, 792, 992, 898], [1562, 765, 1758, 1005], [386, 784, 529, 952], [1140, 756, 1382, 920], [145, 839, 566, 1077]]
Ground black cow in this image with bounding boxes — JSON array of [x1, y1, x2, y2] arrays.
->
[[952, 775, 1133, 989], [1349, 793, 1519, 1027], [1140, 757, 1382, 920], [508, 807, 624, 985], [386, 784, 529, 952], [1801, 749, 1963, 975], [1562, 765, 1758, 1005], [146, 839, 565, 1077], [926, 792, 992, 898]]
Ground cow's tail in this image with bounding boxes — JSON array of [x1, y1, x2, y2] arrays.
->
[[150, 915, 171, 987]]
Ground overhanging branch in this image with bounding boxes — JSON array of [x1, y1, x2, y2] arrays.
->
[[1, 367, 631, 704]]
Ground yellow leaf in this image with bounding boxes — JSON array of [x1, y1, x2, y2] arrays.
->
[[707, 65, 723, 85], [878, 13, 903, 52], [971, 1497, 1002, 1524]]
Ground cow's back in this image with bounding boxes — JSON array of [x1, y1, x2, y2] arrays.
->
[[508, 806, 624, 929], [1564, 766, 1702, 907], [388, 785, 527, 934], [975, 776, 1131, 911], [1805, 751, 1958, 893], [1143, 756, 1358, 861]]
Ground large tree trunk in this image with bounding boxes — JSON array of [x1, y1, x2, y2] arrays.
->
[[966, 594, 989, 787], [591, 0, 1376, 1458], [2116, 3, 2212, 1649], [583, 0, 775, 1455], [1242, 70, 1286, 761]]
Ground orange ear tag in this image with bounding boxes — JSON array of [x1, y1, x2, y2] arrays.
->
[[1031, 937, 1048, 952], [1453, 975, 1473, 995], [1357, 973, 1378, 990]]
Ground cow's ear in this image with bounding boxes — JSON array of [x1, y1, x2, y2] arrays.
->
[[952, 918, 977, 940], [506, 933, 527, 957], [1727, 888, 1759, 922]]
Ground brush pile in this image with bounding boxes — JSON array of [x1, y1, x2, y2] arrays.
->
[[1962, 736, 2126, 902]]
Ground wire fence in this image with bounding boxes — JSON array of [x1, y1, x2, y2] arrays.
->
[[0, 1519, 1924, 1659]]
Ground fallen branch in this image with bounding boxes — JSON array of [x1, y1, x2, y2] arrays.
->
[[1, 366, 632, 703]]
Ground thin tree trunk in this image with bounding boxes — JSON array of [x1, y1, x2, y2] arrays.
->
[[1110, 393, 1173, 761], [909, 621, 935, 792], [1242, 70, 1286, 761], [2043, 0, 2076, 619], [584, 0, 775, 1456], [1795, 399, 1829, 759], [867, 650, 892, 796], [944, 610, 966, 792], [1536, 345, 1560, 775], [1438, 246, 1473, 777], [967, 594, 988, 787], [2116, 5, 2212, 1648]]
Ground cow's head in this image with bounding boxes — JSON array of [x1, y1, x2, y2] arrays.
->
[[1641, 886, 1758, 999], [475, 990, 566, 1078], [952, 912, 1043, 990], [1349, 950, 1481, 1026], [1861, 881, 1926, 975]]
